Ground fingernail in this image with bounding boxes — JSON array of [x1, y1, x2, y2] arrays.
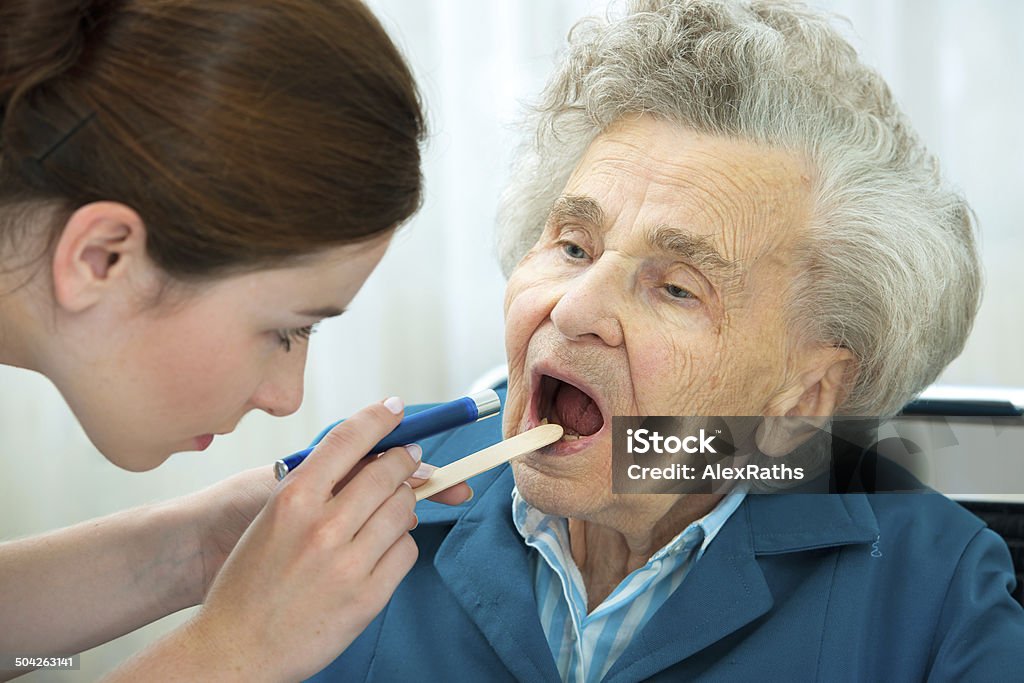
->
[[405, 443, 422, 463], [384, 396, 404, 414], [463, 488, 474, 503], [412, 462, 437, 479], [410, 514, 419, 531]]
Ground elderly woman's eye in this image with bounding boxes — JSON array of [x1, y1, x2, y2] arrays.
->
[[665, 284, 695, 300], [560, 241, 589, 260]]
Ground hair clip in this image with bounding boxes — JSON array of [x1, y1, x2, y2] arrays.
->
[[34, 111, 97, 166]]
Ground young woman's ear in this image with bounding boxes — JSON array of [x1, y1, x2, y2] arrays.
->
[[52, 202, 148, 312]]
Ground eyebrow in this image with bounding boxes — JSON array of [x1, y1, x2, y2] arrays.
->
[[645, 225, 741, 282], [548, 195, 606, 228], [547, 194, 743, 284], [294, 306, 346, 319]]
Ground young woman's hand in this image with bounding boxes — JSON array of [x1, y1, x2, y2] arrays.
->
[[187, 423, 472, 602], [108, 397, 467, 682], [191, 399, 420, 680]]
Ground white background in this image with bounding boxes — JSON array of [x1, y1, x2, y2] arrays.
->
[[2, 1, 1022, 679]]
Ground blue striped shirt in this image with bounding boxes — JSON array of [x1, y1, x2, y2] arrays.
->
[[511, 488, 747, 682]]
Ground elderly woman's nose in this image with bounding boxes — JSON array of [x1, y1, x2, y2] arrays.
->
[[549, 264, 625, 346]]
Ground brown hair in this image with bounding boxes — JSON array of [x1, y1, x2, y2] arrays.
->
[[0, 0, 425, 279]]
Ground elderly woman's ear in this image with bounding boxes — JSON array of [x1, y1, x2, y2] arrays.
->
[[770, 345, 856, 418], [757, 346, 856, 457]]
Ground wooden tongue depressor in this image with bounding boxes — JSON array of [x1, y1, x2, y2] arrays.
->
[[414, 423, 564, 501]]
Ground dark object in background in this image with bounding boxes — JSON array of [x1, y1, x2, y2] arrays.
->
[[958, 501, 1024, 607], [901, 399, 1023, 417]]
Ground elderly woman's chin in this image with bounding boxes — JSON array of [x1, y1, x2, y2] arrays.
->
[[510, 431, 616, 519]]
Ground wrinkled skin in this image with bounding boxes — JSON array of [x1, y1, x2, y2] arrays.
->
[[501, 116, 852, 605]]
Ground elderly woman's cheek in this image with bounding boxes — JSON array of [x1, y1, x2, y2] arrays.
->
[[507, 275, 566, 336], [503, 280, 551, 432], [502, 337, 529, 437], [639, 326, 725, 414]]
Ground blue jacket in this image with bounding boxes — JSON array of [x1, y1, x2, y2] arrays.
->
[[310, 397, 1024, 682]]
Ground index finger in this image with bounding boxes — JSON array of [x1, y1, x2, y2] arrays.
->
[[291, 396, 405, 494], [408, 478, 473, 506]]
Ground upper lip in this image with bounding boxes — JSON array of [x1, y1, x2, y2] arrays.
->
[[528, 361, 610, 434]]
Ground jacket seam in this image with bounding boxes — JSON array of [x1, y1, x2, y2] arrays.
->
[[923, 524, 989, 674], [813, 549, 842, 682]]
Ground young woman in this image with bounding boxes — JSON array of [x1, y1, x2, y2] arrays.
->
[[0, 1, 469, 679]]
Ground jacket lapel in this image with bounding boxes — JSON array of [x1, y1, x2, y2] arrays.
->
[[602, 497, 771, 683], [433, 466, 562, 683], [603, 493, 879, 682]]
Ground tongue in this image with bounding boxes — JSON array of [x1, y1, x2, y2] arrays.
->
[[552, 383, 603, 436]]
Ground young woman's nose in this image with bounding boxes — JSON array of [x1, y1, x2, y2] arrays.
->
[[251, 350, 307, 417], [549, 259, 625, 347]]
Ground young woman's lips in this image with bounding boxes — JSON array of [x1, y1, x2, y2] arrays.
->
[[194, 434, 215, 451]]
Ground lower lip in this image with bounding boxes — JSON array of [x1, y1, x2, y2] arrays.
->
[[525, 419, 605, 456], [194, 434, 215, 451]]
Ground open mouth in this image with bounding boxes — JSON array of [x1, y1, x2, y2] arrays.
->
[[532, 372, 607, 448]]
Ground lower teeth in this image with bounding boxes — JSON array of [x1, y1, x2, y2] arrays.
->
[[538, 417, 582, 441]]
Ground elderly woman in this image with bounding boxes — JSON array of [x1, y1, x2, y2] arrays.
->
[[312, 1, 1023, 681]]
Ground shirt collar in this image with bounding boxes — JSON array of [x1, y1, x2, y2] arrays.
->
[[511, 485, 748, 564]]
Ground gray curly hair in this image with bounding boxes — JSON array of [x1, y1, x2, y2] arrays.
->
[[496, 0, 981, 418]]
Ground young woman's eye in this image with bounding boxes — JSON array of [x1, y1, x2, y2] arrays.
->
[[560, 241, 589, 260], [665, 284, 695, 300], [277, 323, 319, 352]]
